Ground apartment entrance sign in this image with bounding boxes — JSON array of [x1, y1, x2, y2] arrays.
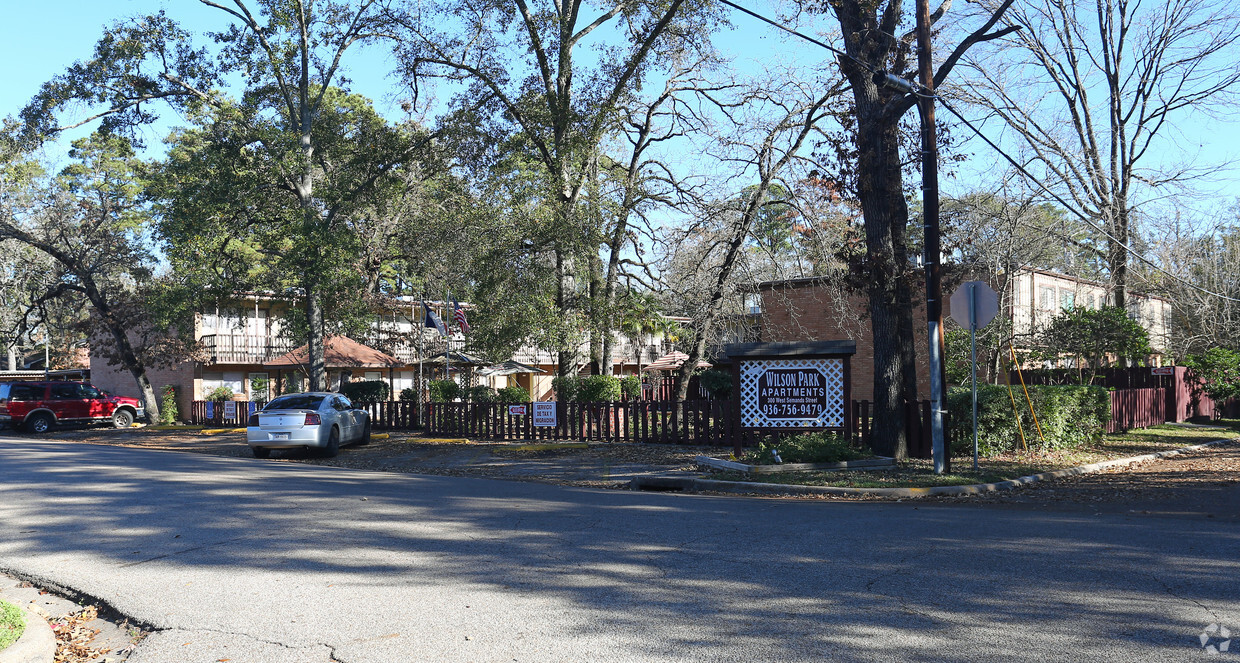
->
[[725, 341, 856, 455]]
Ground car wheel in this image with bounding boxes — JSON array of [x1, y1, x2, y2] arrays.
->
[[252, 446, 271, 459], [112, 409, 134, 429], [320, 427, 340, 458], [26, 413, 53, 434], [358, 421, 371, 446]]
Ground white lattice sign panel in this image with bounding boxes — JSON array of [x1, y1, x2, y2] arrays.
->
[[739, 358, 845, 428]]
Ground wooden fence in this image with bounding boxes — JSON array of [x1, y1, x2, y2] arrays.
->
[[423, 400, 735, 445], [1107, 387, 1166, 433], [191, 388, 1167, 447], [189, 399, 421, 429], [190, 400, 258, 427], [423, 399, 941, 452], [1012, 367, 1218, 423]]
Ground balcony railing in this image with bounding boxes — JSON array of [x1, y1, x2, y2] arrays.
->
[[201, 334, 295, 364]]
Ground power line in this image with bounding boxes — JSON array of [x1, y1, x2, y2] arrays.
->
[[935, 96, 1240, 303], [715, 0, 872, 73], [720, 0, 1240, 304]]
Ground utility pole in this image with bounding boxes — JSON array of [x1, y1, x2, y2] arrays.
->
[[916, 0, 949, 474]]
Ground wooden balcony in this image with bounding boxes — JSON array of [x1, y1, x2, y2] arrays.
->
[[201, 334, 295, 364]]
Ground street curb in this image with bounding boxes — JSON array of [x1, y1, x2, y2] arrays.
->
[[695, 455, 896, 474], [0, 601, 54, 663], [200, 428, 245, 435], [632, 438, 1235, 498]]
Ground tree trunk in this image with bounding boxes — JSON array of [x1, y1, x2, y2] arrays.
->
[[853, 103, 915, 459], [93, 295, 160, 423], [307, 288, 326, 391]]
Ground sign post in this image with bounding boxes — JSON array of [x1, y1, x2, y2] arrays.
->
[[950, 281, 999, 470]]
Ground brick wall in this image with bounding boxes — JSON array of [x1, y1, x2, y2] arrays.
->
[[758, 281, 941, 402], [89, 357, 198, 421]]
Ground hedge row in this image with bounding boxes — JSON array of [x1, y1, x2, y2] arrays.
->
[[946, 384, 1109, 456]]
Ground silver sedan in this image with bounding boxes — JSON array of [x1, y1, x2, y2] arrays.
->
[[246, 392, 371, 458]]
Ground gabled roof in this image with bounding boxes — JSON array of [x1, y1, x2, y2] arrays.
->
[[264, 335, 403, 369], [642, 351, 712, 373]]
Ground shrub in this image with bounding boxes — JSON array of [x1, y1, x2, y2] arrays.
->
[[697, 369, 732, 399], [578, 375, 622, 402], [947, 384, 1109, 456], [399, 387, 419, 402], [1184, 348, 1240, 401], [464, 385, 497, 403], [620, 375, 642, 400], [249, 375, 270, 401], [742, 432, 867, 465], [159, 385, 179, 425], [205, 386, 234, 402], [497, 385, 531, 403], [551, 376, 579, 402], [340, 380, 390, 403], [428, 380, 460, 403]]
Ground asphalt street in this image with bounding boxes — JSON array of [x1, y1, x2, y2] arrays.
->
[[0, 437, 1236, 662]]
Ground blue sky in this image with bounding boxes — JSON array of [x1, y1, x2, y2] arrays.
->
[[4, 0, 1238, 214]]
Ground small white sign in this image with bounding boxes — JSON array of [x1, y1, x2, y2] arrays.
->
[[508, 405, 528, 416], [223, 400, 237, 419], [1151, 366, 1175, 376], [532, 402, 557, 427]]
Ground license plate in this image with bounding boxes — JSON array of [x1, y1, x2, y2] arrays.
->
[[270, 433, 289, 441]]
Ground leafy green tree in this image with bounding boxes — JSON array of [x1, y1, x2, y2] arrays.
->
[[1034, 305, 1152, 383], [389, 0, 714, 377], [22, 0, 405, 392], [152, 86, 437, 355], [0, 133, 181, 420], [1184, 348, 1240, 401]]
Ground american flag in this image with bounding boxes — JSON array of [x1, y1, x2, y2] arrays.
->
[[452, 298, 470, 334]]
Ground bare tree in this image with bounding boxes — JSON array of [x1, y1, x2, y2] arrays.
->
[[961, 0, 1240, 310], [806, 0, 1018, 456], [594, 63, 727, 376], [661, 76, 843, 402], [1152, 202, 1240, 357]]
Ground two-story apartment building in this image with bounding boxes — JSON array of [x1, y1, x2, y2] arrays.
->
[[90, 294, 681, 417], [753, 267, 1172, 402]]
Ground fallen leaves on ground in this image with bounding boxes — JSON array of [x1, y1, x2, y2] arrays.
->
[[51, 606, 110, 663]]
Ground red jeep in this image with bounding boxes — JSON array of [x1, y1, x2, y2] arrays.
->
[[0, 381, 145, 433]]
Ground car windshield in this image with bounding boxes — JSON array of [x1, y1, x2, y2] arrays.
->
[[264, 395, 325, 411]]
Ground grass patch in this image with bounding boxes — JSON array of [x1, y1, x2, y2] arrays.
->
[[742, 432, 872, 465], [0, 598, 24, 651], [704, 423, 1238, 489]]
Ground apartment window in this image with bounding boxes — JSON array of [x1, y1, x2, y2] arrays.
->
[[1060, 290, 1075, 310], [249, 373, 270, 401], [202, 371, 244, 397], [1039, 286, 1056, 310]]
